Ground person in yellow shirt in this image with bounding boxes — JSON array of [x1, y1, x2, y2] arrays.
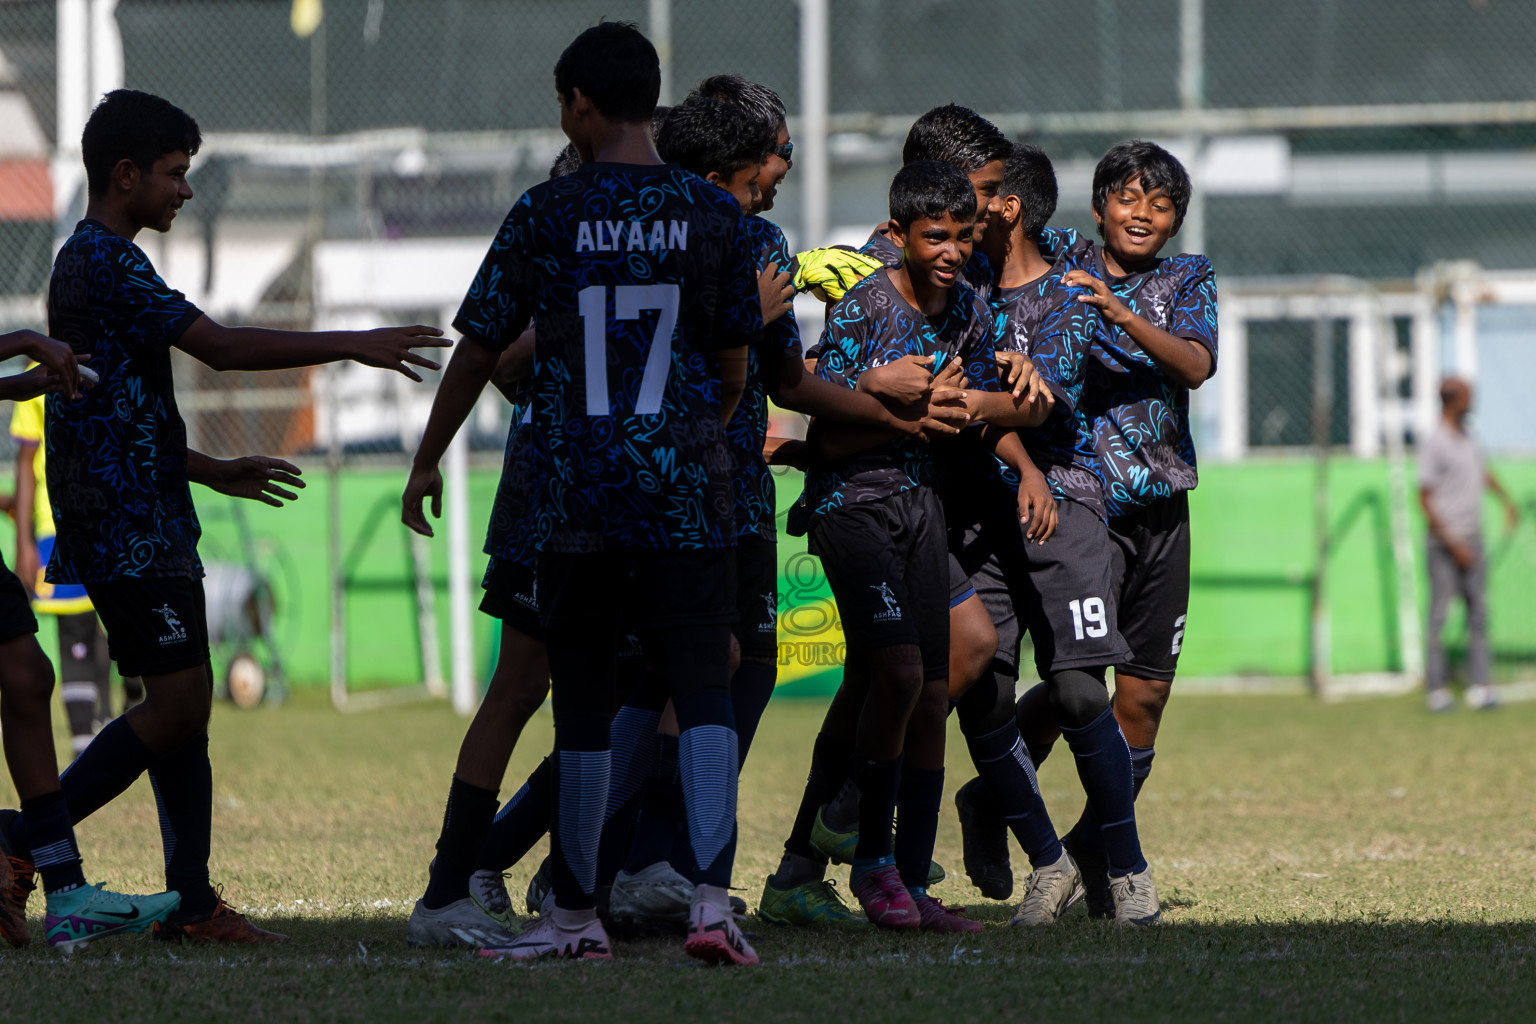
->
[[10, 394, 136, 755]]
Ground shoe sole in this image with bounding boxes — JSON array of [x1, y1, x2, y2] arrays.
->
[[478, 944, 613, 962], [684, 934, 758, 966]]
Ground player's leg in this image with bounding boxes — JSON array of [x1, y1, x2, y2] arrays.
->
[[410, 561, 547, 946], [484, 551, 623, 962], [1424, 540, 1456, 710], [759, 657, 865, 925], [55, 611, 101, 756], [0, 565, 181, 951], [896, 492, 980, 933], [1462, 542, 1495, 709]]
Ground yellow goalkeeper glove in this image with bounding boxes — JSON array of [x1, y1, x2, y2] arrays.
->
[[790, 245, 884, 302]]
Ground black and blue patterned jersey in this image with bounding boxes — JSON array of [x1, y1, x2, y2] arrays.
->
[[454, 163, 763, 554], [727, 214, 801, 541], [989, 266, 1106, 519], [1041, 228, 1218, 517], [801, 269, 998, 523], [482, 382, 539, 570], [43, 220, 205, 583]]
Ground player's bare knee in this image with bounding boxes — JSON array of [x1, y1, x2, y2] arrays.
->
[[869, 644, 924, 708], [0, 644, 56, 710]]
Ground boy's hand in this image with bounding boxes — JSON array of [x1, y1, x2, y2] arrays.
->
[[758, 257, 796, 325], [932, 357, 970, 391], [889, 392, 971, 440], [203, 456, 305, 507], [27, 334, 85, 400], [791, 246, 882, 301], [765, 438, 808, 470], [353, 326, 450, 383], [994, 350, 1047, 402], [1062, 270, 1132, 327], [1017, 472, 1058, 543], [857, 354, 935, 405], [402, 462, 444, 537]]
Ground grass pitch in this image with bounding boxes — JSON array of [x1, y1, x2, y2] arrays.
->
[[2, 690, 1534, 1022]]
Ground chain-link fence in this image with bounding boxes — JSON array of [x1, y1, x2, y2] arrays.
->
[[2, 0, 1534, 689]]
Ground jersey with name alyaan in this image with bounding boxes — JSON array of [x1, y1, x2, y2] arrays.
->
[[802, 269, 998, 523], [1042, 228, 1217, 518], [728, 214, 801, 542], [455, 163, 762, 554]]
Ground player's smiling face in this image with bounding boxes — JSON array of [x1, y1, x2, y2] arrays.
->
[[756, 124, 791, 212], [967, 158, 1005, 246], [893, 212, 973, 291], [1096, 172, 1178, 269], [127, 150, 193, 234]]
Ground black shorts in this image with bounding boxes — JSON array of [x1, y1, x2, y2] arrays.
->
[[1107, 492, 1191, 682], [538, 547, 737, 636], [0, 555, 38, 644], [735, 536, 779, 660], [954, 497, 1130, 679], [948, 552, 976, 607], [480, 557, 543, 642], [86, 576, 210, 678], [811, 487, 949, 681]]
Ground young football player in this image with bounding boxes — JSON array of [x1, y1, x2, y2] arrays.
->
[[426, 23, 759, 965], [995, 139, 1217, 922], [950, 143, 1161, 925], [0, 331, 184, 953], [769, 160, 1048, 933], [0, 89, 445, 945]]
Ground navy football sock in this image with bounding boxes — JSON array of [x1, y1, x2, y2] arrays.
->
[[548, 713, 610, 910], [606, 704, 661, 818], [21, 792, 86, 894], [146, 733, 216, 915], [893, 765, 943, 890], [422, 774, 499, 910], [730, 659, 777, 766], [475, 758, 551, 873], [58, 714, 155, 829], [851, 756, 902, 863], [623, 734, 682, 874], [781, 731, 848, 866], [1066, 743, 1157, 859], [675, 689, 738, 888], [965, 722, 1062, 868], [1060, 707, 1145, 876], [1024, 736, 1056, 771]]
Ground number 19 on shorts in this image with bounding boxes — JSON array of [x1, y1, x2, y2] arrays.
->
[[1068, 597, 1108, 640]]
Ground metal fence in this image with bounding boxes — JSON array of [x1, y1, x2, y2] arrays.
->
[[2, 0, 1535, 690]]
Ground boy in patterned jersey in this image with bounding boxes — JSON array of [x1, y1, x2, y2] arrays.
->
[[0, 330, 183, 952], [426, 23, 760, 966], [609, 80, 970, 926], [772, 161, 1049, 933], [0, 90, 445, 945], [949, 143, 1161, 925], [789, 104, 1044, 882], [995, 139, 1217, 920]]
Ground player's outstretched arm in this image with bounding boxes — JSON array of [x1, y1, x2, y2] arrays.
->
[[0, 330, 85, 400], [177, 317, 449, 381], [772, 351, 962, 439], [188, 451, 305, 508], [959, 385, 1054, 429], [1061, 269, 1212, 389], [402, 337, 501, 537]]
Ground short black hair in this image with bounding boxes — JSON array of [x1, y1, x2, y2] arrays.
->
[[902, 104, 1010, 172], [655, 95, 773, 183], [1091, 139, 1192, 224], [553, 22, 659, 124], [82, 89, 201, 197], [691, 74, 786, 136], [650, 104, 672, 140], [889, 159, 977, 230], [1002, 143, 1058, 237], [549, 143, 581, 178]]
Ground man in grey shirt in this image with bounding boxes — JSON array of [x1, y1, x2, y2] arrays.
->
[[1419, 378, 1520, 711]]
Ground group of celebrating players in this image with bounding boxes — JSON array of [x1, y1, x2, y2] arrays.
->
[[0, 19, 1214, 965]]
